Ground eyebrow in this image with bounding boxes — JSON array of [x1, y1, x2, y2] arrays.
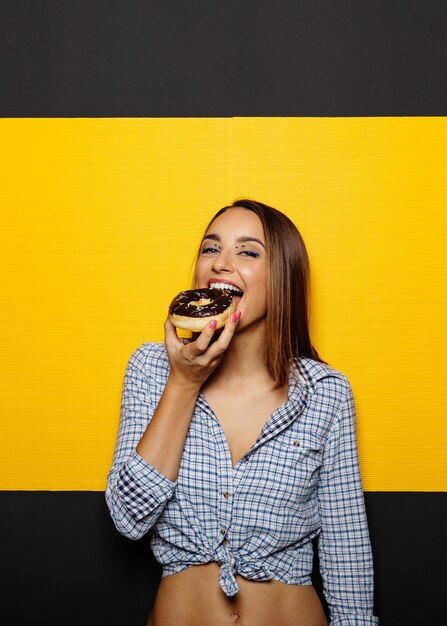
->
[[201, 233, 266, 249]]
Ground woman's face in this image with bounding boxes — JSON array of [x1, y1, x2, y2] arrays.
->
[[195, 207, 268, 330]]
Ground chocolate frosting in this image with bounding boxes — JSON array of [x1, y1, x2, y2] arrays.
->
[[169, 288, 233, 318]]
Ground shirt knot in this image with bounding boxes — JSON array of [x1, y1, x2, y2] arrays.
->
[[218, 552, 240, 597], [218, 552, 273, 597]]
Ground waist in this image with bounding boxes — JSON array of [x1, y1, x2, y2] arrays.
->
[[150, 526, 318, 599], [148, 562, 328, 626]]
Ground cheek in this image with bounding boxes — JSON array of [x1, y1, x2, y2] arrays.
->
[[246, 262, 267, 284], [247, 270, 268, 304]]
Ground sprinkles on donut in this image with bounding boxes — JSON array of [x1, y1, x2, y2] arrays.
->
[[168, 288, 238, 331]]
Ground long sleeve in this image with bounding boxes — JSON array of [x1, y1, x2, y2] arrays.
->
[[316, 378, 379, 625], [105, 344, 177, 540]]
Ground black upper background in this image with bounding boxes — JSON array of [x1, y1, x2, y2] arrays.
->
[[1, 0, 447, 116]]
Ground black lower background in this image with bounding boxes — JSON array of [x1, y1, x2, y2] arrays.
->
[[0, 492, 445, 625]]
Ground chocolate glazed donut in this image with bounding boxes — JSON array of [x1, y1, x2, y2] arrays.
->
[[168, 288, 237, 332]]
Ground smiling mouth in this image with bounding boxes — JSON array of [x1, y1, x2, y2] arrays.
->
[[208, 282, 244, 297]]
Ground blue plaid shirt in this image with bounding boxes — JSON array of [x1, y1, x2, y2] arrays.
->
[[106, 342, 379, 625]]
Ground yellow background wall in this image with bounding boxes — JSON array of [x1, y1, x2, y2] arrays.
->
[[1, 117, 445, 491]]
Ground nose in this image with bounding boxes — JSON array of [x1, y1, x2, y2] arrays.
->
[[211, 249, 233, 273]]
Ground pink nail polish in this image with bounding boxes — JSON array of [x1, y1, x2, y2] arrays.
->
[[236, 310, 241, 321], [209, 319, 217, 329]]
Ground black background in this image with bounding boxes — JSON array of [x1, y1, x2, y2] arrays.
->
[[1, 0, 447, 116]]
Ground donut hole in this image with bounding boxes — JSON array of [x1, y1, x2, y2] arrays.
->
[[190, 298, 212, 306]]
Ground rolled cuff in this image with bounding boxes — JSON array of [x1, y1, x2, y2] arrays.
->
[[116, 450, 177, 521]]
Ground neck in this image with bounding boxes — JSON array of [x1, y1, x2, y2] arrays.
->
[[205, 320, 272, 389]]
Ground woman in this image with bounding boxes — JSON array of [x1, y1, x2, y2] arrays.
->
[[106, 199, 379, 625]]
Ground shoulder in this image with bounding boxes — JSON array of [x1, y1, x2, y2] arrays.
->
[[124, 342, 170, 390], [297, 356, 349, 389], [288, 358, 355, 437], [129, 341, 168, 366], [296, 356, 352, 417]]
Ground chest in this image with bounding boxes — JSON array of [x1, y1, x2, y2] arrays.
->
[[173, 382, 326, 528], [201, 383, 289, 468]]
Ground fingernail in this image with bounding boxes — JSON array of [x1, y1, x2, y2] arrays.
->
[[235, 310, 241, 321], [209, 319, 217, 329], [230, 313, 236, 323]]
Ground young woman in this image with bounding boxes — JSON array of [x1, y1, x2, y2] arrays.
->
[[106, 199, 379, 626]]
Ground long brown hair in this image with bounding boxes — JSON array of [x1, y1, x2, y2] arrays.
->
[[191, 198, 327, 390]]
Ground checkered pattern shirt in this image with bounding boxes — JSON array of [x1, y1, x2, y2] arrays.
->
[[106, 342, 379, 625]]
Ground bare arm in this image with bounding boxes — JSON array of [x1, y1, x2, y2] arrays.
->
[[136, 312, 241, 482]]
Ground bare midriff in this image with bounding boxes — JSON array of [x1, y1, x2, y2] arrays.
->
[[146, 562, 329, 626]]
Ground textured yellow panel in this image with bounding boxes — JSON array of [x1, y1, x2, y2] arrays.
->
[[0, 118, 446, 490]]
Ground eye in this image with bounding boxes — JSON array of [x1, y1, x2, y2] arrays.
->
[[239, 250, 260, 258], [201, 246, 219, 254]]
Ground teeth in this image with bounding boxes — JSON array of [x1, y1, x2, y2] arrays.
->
[[209, 282, 243, 294]]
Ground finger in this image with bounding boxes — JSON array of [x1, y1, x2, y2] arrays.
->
[[164, 316, 182, 351], [207, 311, 241, 357], [189, 319, 219, 355]]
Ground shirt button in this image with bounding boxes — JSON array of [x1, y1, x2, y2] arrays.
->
[[242, 455, 249, 462], [221, 528, 226, 535], [223, 491, 230, 499], [293, 440, 301, 446]]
